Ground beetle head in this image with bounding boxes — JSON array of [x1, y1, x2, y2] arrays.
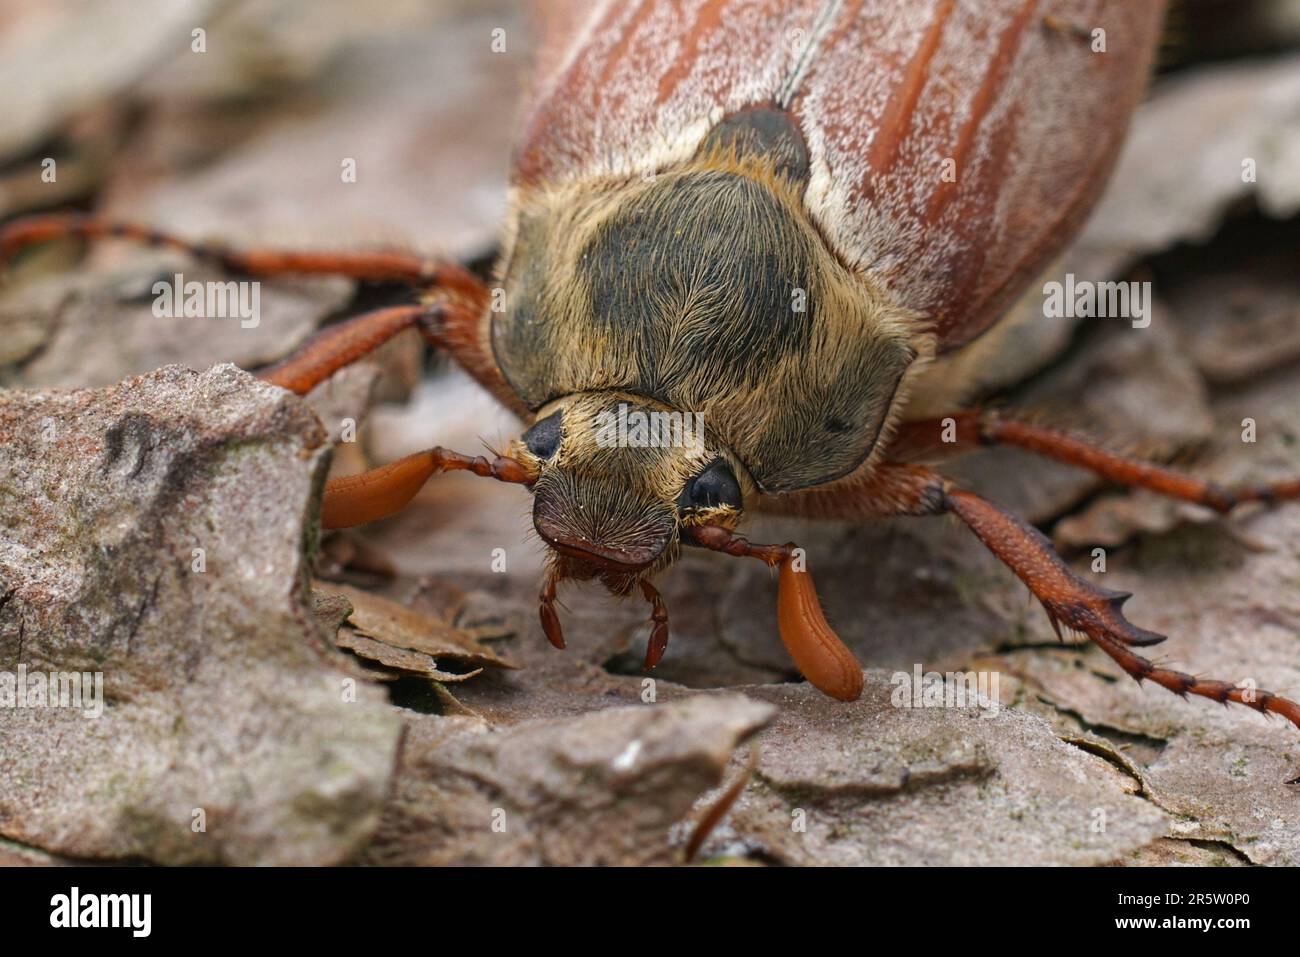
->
[[509, 391, 745, 595]]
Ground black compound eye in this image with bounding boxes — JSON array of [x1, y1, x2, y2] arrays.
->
[[522, 412, 562, 460], [680, 459, 742, 511]]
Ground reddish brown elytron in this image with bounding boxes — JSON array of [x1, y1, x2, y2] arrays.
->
[[4, 0, 1300, 739]]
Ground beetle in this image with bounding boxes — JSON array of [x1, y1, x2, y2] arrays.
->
[[4, 0, 1299, 727]]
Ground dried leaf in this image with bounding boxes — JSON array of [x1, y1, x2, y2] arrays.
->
[[317, 582, 517, 671]]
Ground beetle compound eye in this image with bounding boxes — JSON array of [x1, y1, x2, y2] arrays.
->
[[522, 411, 562, 460], [681, 459, 742, 511]]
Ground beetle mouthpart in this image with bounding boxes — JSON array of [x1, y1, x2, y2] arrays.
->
[[538, 530, 661, 570], [532, 498, 669, 571], [683, 524, 864, 702], [640, 579, 670, 669]]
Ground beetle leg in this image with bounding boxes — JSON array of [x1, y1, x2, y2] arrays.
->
[[683, 526, 864, 701], [419, 294, 532, 418], [809, 461, 1300, 729], [0, 213, 482, 294], [0, 214, 531, 415], [891, 410, 1300, 513], [539, 569, 565, 650], [321, 446, 534, 529], [259, 293, 528, 417], [944, 485, 1300, 729], [640, 579, 670, 669], [260, 304, 433, 395]]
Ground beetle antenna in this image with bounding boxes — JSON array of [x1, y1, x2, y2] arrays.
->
[[683, 525, 863, 701], [321, 446, 534, 528]]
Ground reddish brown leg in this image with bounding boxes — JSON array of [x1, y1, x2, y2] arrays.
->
[[892, 410, 1300, 512], [0, 213, 481, 294], [259, 294, 529, 418], [260, 304, 432, 395], [420, 294, 532, 419], [1, 213, 531, 412], [4, 215, 543, 545], [945, 487, 1300, 726], [640, 579, 670, 669], [320, 447, 533, 529], [826, 462, 1300, 729]]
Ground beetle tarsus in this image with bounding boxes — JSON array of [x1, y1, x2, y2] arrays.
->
[[773, 461, 1300, 729], [941, 486, 1300, 731]]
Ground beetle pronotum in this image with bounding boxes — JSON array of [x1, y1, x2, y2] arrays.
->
[[5, 0, 1300, 729]]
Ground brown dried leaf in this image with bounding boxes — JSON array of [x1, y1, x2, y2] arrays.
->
[[335, 629, 482, 683], [317, 582, 517, 671]]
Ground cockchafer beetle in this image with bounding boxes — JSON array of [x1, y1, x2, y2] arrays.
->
[[5, 0, 1300, 728]]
